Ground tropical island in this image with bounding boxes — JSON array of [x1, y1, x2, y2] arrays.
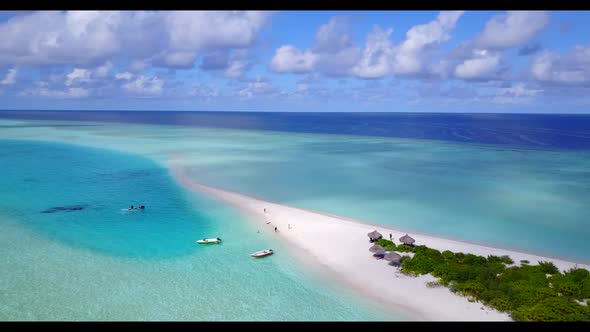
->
[[372, 236, 590, 321]]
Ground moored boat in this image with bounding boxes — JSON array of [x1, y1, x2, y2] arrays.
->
[[251, 249, 273, 257], [196, 237, 222, 244]]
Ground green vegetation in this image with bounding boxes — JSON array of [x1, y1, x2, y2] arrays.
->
[[375, 239, 417, 253], [379, 242, 590, 321], [538, 261, 559, 275], [375, 239, 397, 251], [396, 244, 416, 253]]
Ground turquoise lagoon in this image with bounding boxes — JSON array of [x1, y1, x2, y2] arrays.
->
[[1, 117, 590, 319], [0, 138, 391, 320]]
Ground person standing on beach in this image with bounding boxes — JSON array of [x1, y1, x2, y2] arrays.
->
[[264, 208, 266, 213], [274, 226, 277, 232], [390, 233, 392, 240]]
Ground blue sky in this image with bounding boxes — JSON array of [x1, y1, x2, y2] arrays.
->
[[0, 10, 589, 113]]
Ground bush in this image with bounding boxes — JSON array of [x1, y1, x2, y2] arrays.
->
[[399, 256, 417, 276], [501, 255, 514, 265], [510, 285, 551, 308], [457, 280, 486, 297], [401, 246, 446, 275], [550, 268, 590, 300], [426, 281, 442, 288], [480, 289, 506, 303], [476, 265, 505, 284], [488, 255, 514, 265], [448, 263, 478, 283], [538, 261, 559, 275], [375, 239, 396, 251], [557, 280, 582, 298], [432, 264, 452, 280], [511, 297, 590, 321], [582, 278, 590, 299], [487, 295, 512, 312], [565, 267, 590, 282], [403, 254, 435, 275], [521, 260, 530, 265], [463, 254, 487, 266], [396, 244, 416, 253], [442, 250, 455, 261]]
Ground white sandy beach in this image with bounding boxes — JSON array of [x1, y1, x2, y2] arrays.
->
[[169, 162, 590, 321]]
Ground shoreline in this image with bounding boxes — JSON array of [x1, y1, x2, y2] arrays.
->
[[287, 208, 590, 267], [168, 161, 590, 321], [166, 155, 590, 267], [185, 180, 590, 266]]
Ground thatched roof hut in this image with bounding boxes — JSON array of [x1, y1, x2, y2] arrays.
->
[[384, 252, 402, 265], [369, 244, 385, 253], [373, 249, 386, 259], [367, 230, 383, 242], [399, 234, 415, 245]]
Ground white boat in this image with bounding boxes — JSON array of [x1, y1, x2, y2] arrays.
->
[[196, 238, 222, 244], [251, 249, 273, 258]]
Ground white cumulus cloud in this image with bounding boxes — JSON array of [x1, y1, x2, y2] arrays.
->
[[270, 16, 360, 76], [476, 11, 549, 50], [449, 11, 546, 81], [531, 45, 590, 84], [392, 10, 464, 75], [122, 75, 164, 96], [65, 68, 92, 86], [237, 77, 275, 99], [0, 10, 271, 70], [0, 68, 17, 85], [352, 26, 396, 78], [270, 45, 318, 73], [271, 12, 464, 79], [454, 50, 502, 80]]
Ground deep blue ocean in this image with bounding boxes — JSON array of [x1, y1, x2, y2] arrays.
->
[[1, 110, 590, 150]]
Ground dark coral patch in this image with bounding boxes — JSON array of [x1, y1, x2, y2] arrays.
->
[[41, 205, 87, 214]]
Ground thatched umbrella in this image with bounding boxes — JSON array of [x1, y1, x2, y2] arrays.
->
[[367, 230, 383, 242], [372, 249, 386, 258], [384, 252, 402, 265], [369, 244, 385, 253], [399, 234, 415, 245]]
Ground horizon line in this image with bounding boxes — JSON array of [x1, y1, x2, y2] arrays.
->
[[1, 109, 589, 116]]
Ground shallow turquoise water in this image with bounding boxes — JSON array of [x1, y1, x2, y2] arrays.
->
[[0, 139, 210, 259], [1, 120, 589, 264], [0, 139, 392, 321]]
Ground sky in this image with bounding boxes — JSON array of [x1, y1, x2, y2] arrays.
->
[[0, 10, 589, 113]]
